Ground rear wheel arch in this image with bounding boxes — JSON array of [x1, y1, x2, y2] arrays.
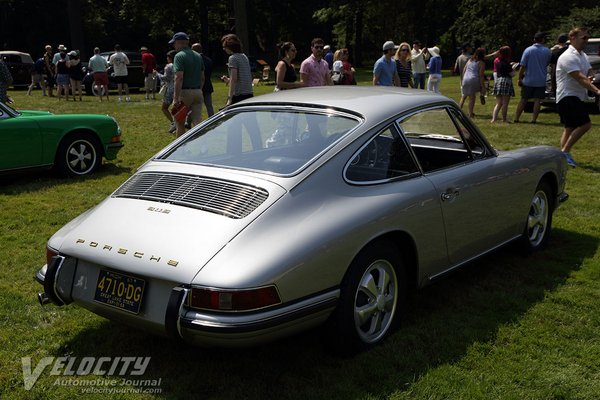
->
[[539, 172, 558, 210], [327, 232, 418, 354], [373, 231, 419, 290]]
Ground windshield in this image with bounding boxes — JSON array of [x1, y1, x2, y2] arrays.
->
[[0, 102, 20, 119], [160, 108, 361, 175]]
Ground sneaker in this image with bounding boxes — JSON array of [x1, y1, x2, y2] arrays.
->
[[184, 121, 191, 129], [145, 95, 149, 100], [563, 152, 577, 168], [480, 95, 486, 105], [118, 97, 123, 102], [168, 122, 176, 134], [126, 96, 131, 102]]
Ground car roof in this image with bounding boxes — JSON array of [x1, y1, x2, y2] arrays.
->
[[0, 51, 34, 63], [230, 86, 454, 122]]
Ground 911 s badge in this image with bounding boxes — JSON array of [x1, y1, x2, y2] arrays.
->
[[147, 206, 171, 214]]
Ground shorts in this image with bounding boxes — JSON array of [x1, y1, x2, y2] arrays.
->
[[31, 73, 44, 84], [56, 73, 70, 86], [114, 75, 128, 84], [557, 96, 591, 129], [162, 87, 174, 105], [181, 89, 203, 121], [520, 85, 545, 99], [93, 72, 109, 86], [144, 75, 156, 91], [492, 76, 515, 96]]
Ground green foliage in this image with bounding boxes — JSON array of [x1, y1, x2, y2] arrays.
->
[[449, 0, 600, 52], [550, 7, 600, 39], [4, 0, 600, 69]]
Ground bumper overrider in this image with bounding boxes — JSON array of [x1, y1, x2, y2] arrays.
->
[[36, 256, 339, 347]]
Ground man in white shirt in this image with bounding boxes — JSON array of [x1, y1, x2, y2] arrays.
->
[[109, 44, 130, 102], [411, 40, 429, 89], [556, 27, 600, 167]]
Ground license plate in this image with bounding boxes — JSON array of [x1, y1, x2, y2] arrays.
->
[[94, 269, 145, 314]]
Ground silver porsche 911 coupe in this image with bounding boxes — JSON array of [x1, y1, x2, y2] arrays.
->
[[36, 87, 568, 351]]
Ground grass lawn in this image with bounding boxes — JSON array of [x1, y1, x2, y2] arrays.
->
[[1, 70, 599, 399]]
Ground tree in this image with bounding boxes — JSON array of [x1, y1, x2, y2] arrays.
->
[[550, 6, 600, 40]]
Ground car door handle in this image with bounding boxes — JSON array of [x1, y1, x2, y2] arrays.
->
[[441, 190, 460, 201]]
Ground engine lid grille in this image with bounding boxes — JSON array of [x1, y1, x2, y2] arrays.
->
[[113, 172, 269, 219]]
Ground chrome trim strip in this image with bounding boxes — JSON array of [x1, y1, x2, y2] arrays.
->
[[428, 235, 522, 281], [35, 264, 47, 285]]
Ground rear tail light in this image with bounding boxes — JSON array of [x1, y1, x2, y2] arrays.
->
[[111, 135, 122, 143], [46, 246, 59, 266], [189, 286, 281, 311]]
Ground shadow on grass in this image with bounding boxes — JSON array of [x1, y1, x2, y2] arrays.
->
[[0, 163, 132, 194], [53, 228, 597, 399]]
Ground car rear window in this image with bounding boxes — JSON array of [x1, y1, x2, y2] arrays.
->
[[160, 109, 360, 175]]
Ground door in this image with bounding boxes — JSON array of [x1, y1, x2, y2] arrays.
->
[[0, 110, 43, 170], [399, 106, 520, 264]]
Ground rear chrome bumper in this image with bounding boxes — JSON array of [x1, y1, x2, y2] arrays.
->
[[168, 287, 339, 347]]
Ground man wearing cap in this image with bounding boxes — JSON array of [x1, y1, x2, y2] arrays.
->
[[169, 32, 204, 137], [411, 40, 430, 89], [373, 41, 400, 86], [556, 27, 600, 167], [109, 44, 131, 102], [300, 38, 333, 87], [514, 32, 551, 123], [141, 46, 157, 100]]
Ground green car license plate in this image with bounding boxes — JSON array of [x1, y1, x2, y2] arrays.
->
[[94, 270, 145, 314]]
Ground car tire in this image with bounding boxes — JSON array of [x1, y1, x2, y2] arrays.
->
[[520, 181, 554, 252], [328, 240, 405, 354], [92, 83, 106, 97], [55, 132, 102, 177]]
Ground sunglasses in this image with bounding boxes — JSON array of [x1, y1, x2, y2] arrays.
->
[[400, 48, 409, 52], [313, 45, 324, 49], [341, 51, 348, 54], [581, 36, 590, 40]]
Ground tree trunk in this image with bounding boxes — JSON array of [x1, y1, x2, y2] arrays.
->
[[354, 4, 364, 66]]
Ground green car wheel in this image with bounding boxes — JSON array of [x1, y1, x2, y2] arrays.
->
[[56, 132, 102, 177]]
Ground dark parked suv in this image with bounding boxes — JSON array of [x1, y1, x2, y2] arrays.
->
[[0, 51, 34, 88], [82, 51, 146, 96]]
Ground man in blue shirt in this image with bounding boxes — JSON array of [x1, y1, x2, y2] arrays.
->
[[373, 41, 399, 86], [514, 32, 551, 123]]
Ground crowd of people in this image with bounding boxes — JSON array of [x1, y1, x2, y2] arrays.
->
[[450, 28, 600, 166], [3, 27, 598, 165]]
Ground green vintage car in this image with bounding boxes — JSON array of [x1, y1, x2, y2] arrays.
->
[[0, 101, 123, 176]]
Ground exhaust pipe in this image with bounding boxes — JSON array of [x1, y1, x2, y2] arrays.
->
[[38, 292, 50, 306]]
